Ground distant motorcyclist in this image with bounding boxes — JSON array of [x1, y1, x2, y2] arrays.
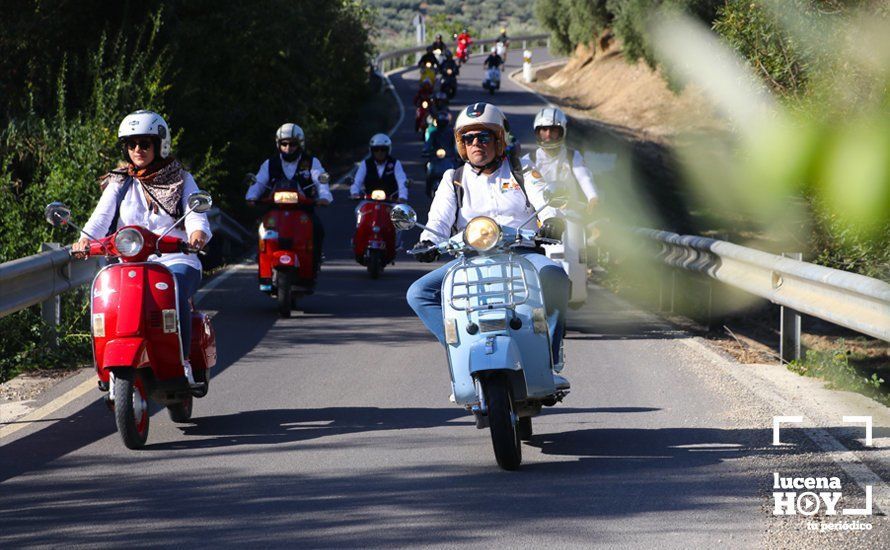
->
[[424, 111, 456, 157], [455, 28, 473, 64], [522, 107, 598, 212], [430, 34, 448, 54], [246, 123, 333, 269], [496, 27, 509, 62], [439, 50, 459, 77], [484, 48, 504, 71], [350, 134, 408, 203], [418, 46, 440, 71]]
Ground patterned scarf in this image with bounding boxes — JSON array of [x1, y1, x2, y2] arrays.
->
[[127, 157, 185, 218]]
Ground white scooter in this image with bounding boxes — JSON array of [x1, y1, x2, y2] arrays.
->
[[392, 197, 570, 471]]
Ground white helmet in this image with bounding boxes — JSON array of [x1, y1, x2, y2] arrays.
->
[[369, 133, 392, 154], [533, 107, 568, 149], [118, 110, 171, 158], [276, 123, 305, 147], [454, 102, 507, 161]]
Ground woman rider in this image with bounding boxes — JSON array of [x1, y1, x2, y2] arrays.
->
[[73, 110, 212, 388]]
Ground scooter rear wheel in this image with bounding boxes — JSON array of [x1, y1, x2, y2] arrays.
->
[[113, 371, 149, 449], [167, 396, 193, 423], [483, 375, 521, 470]]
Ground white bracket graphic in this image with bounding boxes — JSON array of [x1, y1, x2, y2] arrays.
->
[[773, 416, 804, 445], [841, 416, 873, 447]]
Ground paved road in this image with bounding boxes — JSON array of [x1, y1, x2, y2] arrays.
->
[[1, 48, 887, 549]]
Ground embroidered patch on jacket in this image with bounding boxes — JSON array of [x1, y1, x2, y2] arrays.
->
[[501, 180, 521, 192]]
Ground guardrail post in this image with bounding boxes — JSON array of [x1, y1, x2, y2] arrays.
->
[[40, 243, 61, 347], [780, 252, 802, 363]]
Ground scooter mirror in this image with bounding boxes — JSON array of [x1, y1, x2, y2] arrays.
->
[[45, 202, 72, 229], [318, 173, 331, 185], [390, 204, 418, 230], [544, 189, 570, 209], [187, 191, 213, 214]]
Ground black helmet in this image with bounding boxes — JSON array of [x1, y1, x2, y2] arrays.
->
[[426, 46, 434, 53]]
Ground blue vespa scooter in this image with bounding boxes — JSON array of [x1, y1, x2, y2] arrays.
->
[[392, 200, 570, 470]]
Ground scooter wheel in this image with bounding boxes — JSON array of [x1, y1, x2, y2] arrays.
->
[[113, 371, 149, 449], [167, 396, 193, 423], [276, 271, 292, 318], [483, 375, 521, 470], [367, 250, 384, 280]]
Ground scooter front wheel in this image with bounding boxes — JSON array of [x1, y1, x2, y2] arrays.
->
[[276, 271, 292, 318], [167, 396, 193, 423], [113, 371, 149, 449], [367, 249, 384, 279], [483, 375, 521, 470]]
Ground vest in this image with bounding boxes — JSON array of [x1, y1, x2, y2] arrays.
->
[[267, 154, 318, 199], [362, 157, 399, 197]]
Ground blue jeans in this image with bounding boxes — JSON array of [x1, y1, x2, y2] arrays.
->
[[168, 264, 202, 358], [406, 251, 569, 361]]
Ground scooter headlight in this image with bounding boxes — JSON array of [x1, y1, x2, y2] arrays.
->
[[422, 100, 429, 109], [436, 148, 446, 159], [274, 191, 300, 204], [463, 216, 501, 252], [114, 228, 144, 257], [370, 189, 387, 201]]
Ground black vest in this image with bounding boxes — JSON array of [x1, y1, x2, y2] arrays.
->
[[267, 154, 318, 198], [362, 157, 399, 197]]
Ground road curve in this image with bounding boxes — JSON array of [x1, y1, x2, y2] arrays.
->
[[1, 48, 887, 549]]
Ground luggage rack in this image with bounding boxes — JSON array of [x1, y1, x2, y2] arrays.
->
[[449, 257, 529, 313]]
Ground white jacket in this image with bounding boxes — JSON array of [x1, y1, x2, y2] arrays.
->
[[419, 161, 552, 244], [82, 171, 212, 271], [523, 147, 597, 204], [245, 153, 334, 202]]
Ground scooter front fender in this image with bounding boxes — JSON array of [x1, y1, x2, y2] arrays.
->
[[272, 250, 299, 269], [101, 337, 149, 372], [468, 335, 523, 376]]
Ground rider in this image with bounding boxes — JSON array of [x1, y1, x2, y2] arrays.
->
[[75, 110, 212, 388], [417, 46, 440, 72], [523, 107, 598, 212], [455, 28, 473, 62], [350, 133, 408, 202], [424, 110, 455, 154], [245, 123, 333, 270], [484, 47, 504, 71], [406, 102, 570, 387], [430, 33, 448, 54], [496, 27, 510, 61], [439, 50, 460, 78]]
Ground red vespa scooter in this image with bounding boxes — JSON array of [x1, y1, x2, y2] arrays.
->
[[351, 189, 399, 279], [44, 193, 217, 450], [252, 177, 325, 317]]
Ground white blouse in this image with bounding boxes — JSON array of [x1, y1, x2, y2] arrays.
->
[[82, 171, 212, 271]]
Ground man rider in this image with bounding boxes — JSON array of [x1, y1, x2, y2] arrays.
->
[[246, 123, 333, 270], [522, 107, 598, 212], [439, 50, 459, 78], [484, 47, 503, 71], [406, 102, 570, 390], [417, 46, 440, 71], [350, 133, 408, 202], [430, 33, 448, 54]]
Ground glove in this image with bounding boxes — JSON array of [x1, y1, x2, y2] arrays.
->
[[412, 240, 440, 263], [537, 218, 566, 241]]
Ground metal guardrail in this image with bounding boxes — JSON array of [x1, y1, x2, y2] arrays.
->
[[0, 212, 250, 321], [639, 228, 890, 347], [375, 34, 550, 73]]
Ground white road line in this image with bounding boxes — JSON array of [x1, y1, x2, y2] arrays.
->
[[681, 337, 889, 515], [0, 377, 96, 443]]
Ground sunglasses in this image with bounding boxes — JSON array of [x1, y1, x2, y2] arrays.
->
[[125, 139, 154, 151], [278, 141, 300, 148], [370, 146, 388, 153], [460, 131, 493, 145]]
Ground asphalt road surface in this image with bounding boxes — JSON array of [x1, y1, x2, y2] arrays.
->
[[1, 48, 887, 549]]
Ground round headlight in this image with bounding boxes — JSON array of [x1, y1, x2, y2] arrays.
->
[[436, 148, 446, 159], [463, 217, 501, 252], [114, 228, 144, 257]]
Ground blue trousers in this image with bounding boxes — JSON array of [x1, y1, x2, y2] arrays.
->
[[407, 252, 569, 361], [168, 264, 202, 358]]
